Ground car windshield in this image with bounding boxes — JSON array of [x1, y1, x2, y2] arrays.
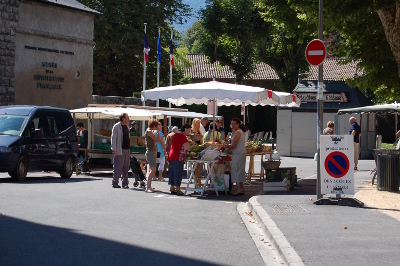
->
[[0, 115, 28, 136]]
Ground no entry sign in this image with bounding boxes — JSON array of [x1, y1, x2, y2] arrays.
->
[[305, 39, 326, 66], [320, 135, 354, 195]]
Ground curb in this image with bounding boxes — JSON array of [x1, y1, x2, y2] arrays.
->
[[248, 196, 305, 266]]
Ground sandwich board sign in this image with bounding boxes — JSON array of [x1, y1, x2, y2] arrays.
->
[[320, 135, 354, 195]]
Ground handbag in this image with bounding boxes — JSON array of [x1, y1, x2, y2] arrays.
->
[[157, 151, 161, 158]]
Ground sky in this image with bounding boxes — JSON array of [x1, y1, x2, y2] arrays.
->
[[173, 0, 206, 34]]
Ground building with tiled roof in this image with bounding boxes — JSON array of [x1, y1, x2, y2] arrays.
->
[[184, 54, 359, 83], [183, 55, 373, 158], [37, 0, 100, 15]]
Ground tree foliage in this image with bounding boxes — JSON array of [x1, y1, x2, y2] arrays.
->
[[323, 0, 400, 103], [77, 0, 191, 97], [196, 0, 315, 90], [181, 21, 205, 54], [199, 0, 262, 84], [255, 0, 316, 92]]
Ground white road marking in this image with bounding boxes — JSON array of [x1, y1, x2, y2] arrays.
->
[[304, 174, 317, 179]]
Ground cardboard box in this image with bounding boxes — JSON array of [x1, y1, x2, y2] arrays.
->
[[137, 137, 145, 146], [130, 136, 137, 146]]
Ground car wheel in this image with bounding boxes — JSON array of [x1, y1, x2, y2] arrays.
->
[[60, 156, 74, 178], [11, 156, 28, 181]]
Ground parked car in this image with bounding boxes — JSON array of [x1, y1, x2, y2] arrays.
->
[[0, 106, 78, 181]]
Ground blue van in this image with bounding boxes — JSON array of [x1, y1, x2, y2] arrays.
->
[[0, 106, 78, 181]]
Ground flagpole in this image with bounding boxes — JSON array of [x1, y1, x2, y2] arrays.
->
[[142, 23, 147, 136], [143, 23, 147, 104], [157, 26, 161, 107], [168, 31, 173, 127]]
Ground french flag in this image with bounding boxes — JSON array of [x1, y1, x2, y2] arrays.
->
[[144, 33, 150, 63], [170, 39, 174, 67]]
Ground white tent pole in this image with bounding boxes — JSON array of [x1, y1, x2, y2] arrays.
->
[[212, 98, 216, 143], [243, 102, 245, 126], [394, 113, 398, 141]]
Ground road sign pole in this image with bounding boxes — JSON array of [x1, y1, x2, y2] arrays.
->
[[316, 0, 323, 200]]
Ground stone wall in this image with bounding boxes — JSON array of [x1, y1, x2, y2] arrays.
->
[[0, 0, 20, 105], [14, 1, 95, 109]]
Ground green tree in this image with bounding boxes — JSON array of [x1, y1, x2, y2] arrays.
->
[[181, 21, 205, 54], [255, 0, 315, 92], [322, 0, 400, 102], [77, 0, 191, 97], [197, 0, 313, 91], [199, 0, 261, 84]]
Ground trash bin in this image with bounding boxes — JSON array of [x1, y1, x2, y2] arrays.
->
[[377, 152, 400, 191]]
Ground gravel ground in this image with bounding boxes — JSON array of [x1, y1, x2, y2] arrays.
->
[[356, 182, 400, 221]]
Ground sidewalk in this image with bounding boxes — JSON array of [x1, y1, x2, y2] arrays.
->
[[248, 157, 400, 266]]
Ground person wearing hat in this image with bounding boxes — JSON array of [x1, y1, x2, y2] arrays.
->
[[130, 121, 138, 136]]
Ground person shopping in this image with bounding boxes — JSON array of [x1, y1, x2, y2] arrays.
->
[[145, 119, 162, 193], [191, 118, 203, 144], [203, 123, 221, 143], [215, 118, 225, 140], [349, 117, 361, 170], [168, 124, 195, 195], [154, 123, 166, 182], [323, 121, 334, 135], [224, 118, 247, 196], [111, 113, 131, 189]]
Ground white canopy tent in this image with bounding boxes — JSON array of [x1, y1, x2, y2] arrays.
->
[[70, 107, 163, 150], [275, 92, 301, 107], [141, 80, 294, 142], [338, 102, 400, 142], [70, 107, 163, 120], [141, 80, 281, 107], [147, 109, 219, 119]]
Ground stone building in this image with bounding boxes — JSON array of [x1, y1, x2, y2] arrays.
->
[[0, 0, 99, 109]]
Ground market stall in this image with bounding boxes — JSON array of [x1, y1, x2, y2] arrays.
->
[[70, 107, 163, 170], [142, 81, 298, 190], [70, 106, 220, 172]]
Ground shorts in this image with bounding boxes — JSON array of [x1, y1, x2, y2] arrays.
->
[[146, 150, 157, 168]]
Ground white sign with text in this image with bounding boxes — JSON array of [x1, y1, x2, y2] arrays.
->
[[320, 135, 354, 195]]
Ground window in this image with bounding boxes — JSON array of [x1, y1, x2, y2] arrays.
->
[[43, 110, 74, 138], [0, 115, 28, 136]]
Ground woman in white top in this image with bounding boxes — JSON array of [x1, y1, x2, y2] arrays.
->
[[224, 118, 247, 196]]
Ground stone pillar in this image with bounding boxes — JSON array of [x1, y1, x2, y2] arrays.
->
[[0, 0, 20, 105]]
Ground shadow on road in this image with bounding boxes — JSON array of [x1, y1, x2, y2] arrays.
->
[[0, 175, 101, 184], [0, 215, 218, 266]]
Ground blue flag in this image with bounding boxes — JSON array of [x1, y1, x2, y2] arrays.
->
[[157, 32, 161, 63]]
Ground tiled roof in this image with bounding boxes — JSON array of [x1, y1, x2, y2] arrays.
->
[[305, 59, 358, 81], [184, 54, 358, 82], [37, 0, 100, 15]]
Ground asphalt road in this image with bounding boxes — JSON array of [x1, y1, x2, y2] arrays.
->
[[0, 170, 266, 266], [0, 155, 376, 265]]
